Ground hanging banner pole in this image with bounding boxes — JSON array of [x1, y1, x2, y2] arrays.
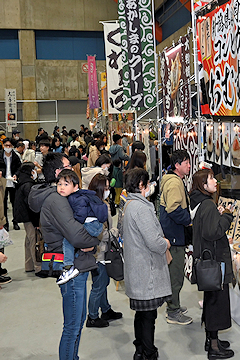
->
[[151, 0, 162, 183], [191, 0, 204, 161]]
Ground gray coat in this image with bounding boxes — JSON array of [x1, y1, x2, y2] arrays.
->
[[123, 193, 172, 300]]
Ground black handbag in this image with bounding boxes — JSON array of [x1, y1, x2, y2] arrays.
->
[[194, 248, 222, 291], [105, 230, 124, 281]]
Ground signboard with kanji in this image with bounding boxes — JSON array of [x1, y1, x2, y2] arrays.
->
[[5, 89, 17, 129]]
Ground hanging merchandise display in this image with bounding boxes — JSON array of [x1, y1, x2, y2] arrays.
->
[[231, 123, 240, 168], [118, 0, 156, 111], [160, 35, 191, 122]]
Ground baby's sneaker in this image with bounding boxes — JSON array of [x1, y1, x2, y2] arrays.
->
[[56, 266, 79, 285]]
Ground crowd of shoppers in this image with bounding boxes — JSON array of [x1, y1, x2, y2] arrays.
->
[[0, 125, 236, 360]]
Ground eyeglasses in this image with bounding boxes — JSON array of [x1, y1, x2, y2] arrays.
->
[[59, 164, 72, 170]]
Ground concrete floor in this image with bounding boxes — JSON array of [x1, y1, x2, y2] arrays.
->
[[1, 208, 240, 360]]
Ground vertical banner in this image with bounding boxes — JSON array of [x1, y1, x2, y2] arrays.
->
[[5, 89, 17, 129], [174, 124, 198, 191], [160, 35, 191, 121], [101, 72, 108, 116], [103, 22, 124, 114], [206, 123, 214, 162], [87, 56, 99, 109], [214, 122, 221, 165], [222, 122, 231, 166], [231, 123, 240, 168], [118, 0, 156, 110]]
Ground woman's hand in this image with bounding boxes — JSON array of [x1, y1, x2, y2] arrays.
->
[[164, 238, 171, 249], [81, 247, 94, 252], [217, 205, 225, 215]]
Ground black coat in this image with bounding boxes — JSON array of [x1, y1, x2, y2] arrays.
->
[[190, 190, 233, 284], [14, 173, 39, 226], [0, 150, 21, 178]]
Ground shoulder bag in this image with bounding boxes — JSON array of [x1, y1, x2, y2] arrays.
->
[[193, 245, 222, 291], [105, 230, 124, 281]]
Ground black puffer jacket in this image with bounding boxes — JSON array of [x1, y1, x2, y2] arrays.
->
[[0, 149, 21, 178], [190, 190, 233, 284], [14, 173, 39, 226]]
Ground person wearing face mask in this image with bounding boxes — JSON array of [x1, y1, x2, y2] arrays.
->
[[0, 138, 22, 231], [81, 154, 112, 190], [14, 162, 41, 273], [123, 168, 171, 360], [86, 173, 122, 328], [11, 129, 22, 148]]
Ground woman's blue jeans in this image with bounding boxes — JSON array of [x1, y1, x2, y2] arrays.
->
[[88, 262, 111, 319], [59, 271, 89, 360]]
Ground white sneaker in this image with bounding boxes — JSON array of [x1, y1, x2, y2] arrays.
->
[[56, 266, 79, 285]]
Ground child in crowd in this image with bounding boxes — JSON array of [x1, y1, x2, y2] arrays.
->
[[56, 169, 108, 285], [112, 159, 123, 206]]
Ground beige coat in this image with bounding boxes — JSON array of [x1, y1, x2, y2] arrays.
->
[[87, 145, 100, 167]]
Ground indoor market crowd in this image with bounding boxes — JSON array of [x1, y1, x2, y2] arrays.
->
[[0, 125, 238, 360]]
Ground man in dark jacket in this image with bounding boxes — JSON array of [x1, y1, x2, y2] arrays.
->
[[28, 152, 99, 359], [160, 150, 192, 325], [0, 138, 22, 231], [14, 162, 41, 273]]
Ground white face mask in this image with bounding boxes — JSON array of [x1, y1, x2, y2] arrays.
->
[[144, 186, 151, 198], [4, 147, 12, 154], [103, 190, 110, 200], [15, 136, 19, 140], [102, 167, 109, 176], [32, 170, 37, 180]]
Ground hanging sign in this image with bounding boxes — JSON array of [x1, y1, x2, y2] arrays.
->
[[196, 0, 240, 116], [87, 56, 99, 109], [101, 72, 108, 116], [103, 22, 124, 114], [160, 35, 191, 121], [5, 89, 17, 128], [118, 0, 156, 110]]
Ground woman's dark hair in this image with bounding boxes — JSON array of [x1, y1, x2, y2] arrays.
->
[[42, 152, 67, 183], [171, 150, 190, 170], [69, 146, 80, 158], [72, 133, 79, 141], [191, 169, 214, 195], [95, 154, 112, 167], [56, 169, 79, 187], [95, 140, 105, 151], [19, 161, 35, 175], [69, 129, 77, 137], [52, 137, 61, 149], [88, 173, 107, 200], [124, 168, 149, 193], [29, 141, 36, 149], [128, 151, 147, 170]]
